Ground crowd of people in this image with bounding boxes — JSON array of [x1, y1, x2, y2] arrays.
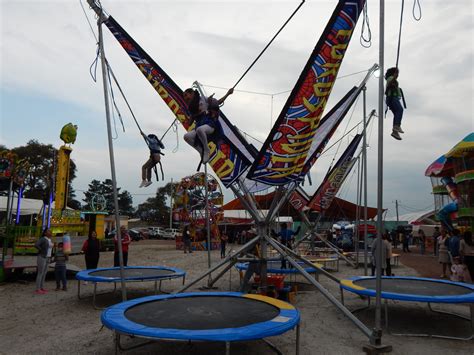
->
[[375, 226, 474, 283], [33, 222, 473, 296]]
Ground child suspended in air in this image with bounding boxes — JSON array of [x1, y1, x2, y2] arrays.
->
[[140, 132, 164, 188], [183, 87, 233, 164], [385, 67, 406, 141]]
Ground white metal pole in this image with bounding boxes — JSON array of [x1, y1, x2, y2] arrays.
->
[[169, 178, 173, 228], [362, 86, 369, 276], [374, 0, 385, 341], [97, 14, 127, 301], [204, 167, 212, 270]]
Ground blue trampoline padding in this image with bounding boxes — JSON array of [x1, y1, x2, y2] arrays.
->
[[76, 266, 185, 282], [101, 292, 300, 342], [235, 261, 318, 274], [340, 276, 474, 303]]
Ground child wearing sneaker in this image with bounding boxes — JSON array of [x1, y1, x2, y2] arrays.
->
[[140, 132, 164, 188], [183, 87, 233, 164], [385, 67, 405, 141], [53, 242, 68, 291]]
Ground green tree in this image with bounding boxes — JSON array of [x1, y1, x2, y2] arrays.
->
[[8, 140, 80, 209], [136, 182, 177, 223], [118, 190, 134, 216], [83, 179, 134, 215]]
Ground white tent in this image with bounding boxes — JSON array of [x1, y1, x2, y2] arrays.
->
[[0, 197, 70, 215]]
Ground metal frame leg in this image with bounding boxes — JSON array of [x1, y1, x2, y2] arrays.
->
[[296, 323, 300, 355]]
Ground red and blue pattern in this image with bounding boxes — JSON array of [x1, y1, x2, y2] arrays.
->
[[247, 0, 366, 186]]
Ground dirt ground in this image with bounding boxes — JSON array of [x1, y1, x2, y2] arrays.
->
[[0, 240, 473, 355]]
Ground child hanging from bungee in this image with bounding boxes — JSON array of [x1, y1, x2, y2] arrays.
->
[[385, 67, 406, 141], [183, 87, 233, 164], [139, 132, 164, 188]]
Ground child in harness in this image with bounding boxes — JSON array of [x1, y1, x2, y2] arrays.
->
[[183, 87, 233, 164], [140, 132, 164, 187]]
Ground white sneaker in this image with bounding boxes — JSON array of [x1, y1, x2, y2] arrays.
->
[[202, 148, 210, 164], [391, 130, 402, 140], [144, 181, 152, 187], [139, 180, 146, 188]]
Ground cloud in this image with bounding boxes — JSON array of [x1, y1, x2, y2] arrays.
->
[[1, 0, 472, 215]]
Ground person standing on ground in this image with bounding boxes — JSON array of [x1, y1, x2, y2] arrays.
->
[[371, 236, 388, 276], [114, 226, 131, 267], [53, 242, 68, 291], [418, 229, 426, 255], [34, 228, 54, 295], [82, 230, 101, 269], [438, 228, 450, 278], [459, 231, 474, 282], [277, 223, 301, 269], [448, 229, 461, 263], [432, 227, 440, 256], [402, 232, 410, 253], [220, 232, 228, 259], [384, 233, 393, 276], [183, 225, 192, 254]]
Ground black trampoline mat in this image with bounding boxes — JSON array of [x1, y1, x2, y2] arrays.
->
[[354, 278, 471, 296], [251, 261, 312, 270], [125, 296, 280, 330], [90, 268, 176, 279]]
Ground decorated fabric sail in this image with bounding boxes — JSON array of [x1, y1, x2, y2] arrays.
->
[[102, 16, 253, 187], [247, 0, 366, 185], [307, 134, 362, 212], [289, 187, 311, 212]]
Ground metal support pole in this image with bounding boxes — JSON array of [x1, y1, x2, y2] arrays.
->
[[97, 13, 127, 301], [258, 223, 268, 292], [362, 86, 369, 276], [169, 178, 173, 228], [5, 179, 13, 225], [176, 235, 260, 293], [355, 157, 361, 267], [373, 0, 385, 345], [204, 167, 211, 272], [265, 235, 373, 339]]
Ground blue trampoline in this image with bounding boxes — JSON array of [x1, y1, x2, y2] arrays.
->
[[235, 260, 320, 275], [101, 292, 300, 353], [340, 276, 474, 340], [76, 266, 186, 308]]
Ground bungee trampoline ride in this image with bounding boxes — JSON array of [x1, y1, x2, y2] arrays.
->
[[340, 276, 474, 340], [101, 292, 300, 354], [84, 0, 429, 352], [76, 266, 186, 309]]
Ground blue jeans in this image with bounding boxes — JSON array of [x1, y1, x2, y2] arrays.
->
[[55, 265, 67, 289], [386, 96, 404, 127]]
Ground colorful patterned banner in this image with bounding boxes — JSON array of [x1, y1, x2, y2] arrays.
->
[[104, 17, 253, 187], [307, 134, 362, 212], [289, 187, 310, 212], [247, 0, 366, 185]]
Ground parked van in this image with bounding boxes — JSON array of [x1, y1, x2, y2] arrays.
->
[[148, 227, 164, 239], [162, 228, 180, 239]]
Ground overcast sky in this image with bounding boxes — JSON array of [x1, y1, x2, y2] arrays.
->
[[1, 0, 472, 218]]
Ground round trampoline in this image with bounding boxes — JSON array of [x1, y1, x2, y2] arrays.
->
[[76, 266, 186, 308], [340, 276, 474, 340], [235, 260, 321, 275], [340, 276, 474, 303], [102, 292, 300, 353]]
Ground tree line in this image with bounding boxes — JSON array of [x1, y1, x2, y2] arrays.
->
[[1, 140, 176, 221]]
